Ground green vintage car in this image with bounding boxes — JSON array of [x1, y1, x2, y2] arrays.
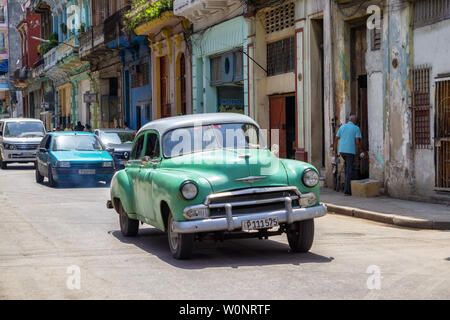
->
[[107, 113, 327, 259]]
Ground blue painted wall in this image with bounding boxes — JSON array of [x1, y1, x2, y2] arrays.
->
[[120, 36, 152, 130]]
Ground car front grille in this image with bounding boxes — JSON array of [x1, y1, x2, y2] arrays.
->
[[14, 144, 39, 150], [69, 163, 104, 169], [206, 187, 300, 218]]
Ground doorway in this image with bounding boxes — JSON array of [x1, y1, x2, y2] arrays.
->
[[269, 95, 296, 159], [435, 80, 450, 190], [160, 56, 170, 118], [350, 23, 369, 179], [310, 17, 325, 170]]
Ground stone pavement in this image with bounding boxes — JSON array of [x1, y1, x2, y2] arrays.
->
[[320, 188, 450, 230]]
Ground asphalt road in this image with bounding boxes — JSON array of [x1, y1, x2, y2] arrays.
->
[[0, 164, 449, 299]]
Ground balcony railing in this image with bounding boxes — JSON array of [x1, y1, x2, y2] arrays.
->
[[79, 23, 105, 58], [44, 47, 58, 70]]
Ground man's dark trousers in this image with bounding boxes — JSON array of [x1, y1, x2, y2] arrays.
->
[[341, 153, 355, 195]]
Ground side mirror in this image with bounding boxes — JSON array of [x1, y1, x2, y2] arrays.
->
[[39, 147, 48, 153], [107, 147, 115, 155]]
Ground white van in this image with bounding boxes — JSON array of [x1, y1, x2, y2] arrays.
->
[[0, 118, 46, 169]]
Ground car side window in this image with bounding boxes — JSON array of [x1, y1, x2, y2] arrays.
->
[[144, 133, 160, 159], [40, 135, 49, 149], [131, 134, 145, 160], [45, 136, 52, 150], [0, 121, 3, 135]]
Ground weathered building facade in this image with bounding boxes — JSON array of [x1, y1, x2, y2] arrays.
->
[[175, 0, 247, 116]]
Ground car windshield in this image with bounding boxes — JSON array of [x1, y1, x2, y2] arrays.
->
[[163, 123, 265, 158], [52, 135, 105, 152], [4, 121, 45, 138], [99, 131, 135, 145]]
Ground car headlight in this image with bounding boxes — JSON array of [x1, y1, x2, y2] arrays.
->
[[180, 181, 198, 200], [56, 161, 71, 168], [3, 143, 15, 150], [102, 161, 114, 167], [302, 169, 319, 187]]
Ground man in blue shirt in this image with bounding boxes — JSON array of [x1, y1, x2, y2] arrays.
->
[[333, 115, 368, 195]]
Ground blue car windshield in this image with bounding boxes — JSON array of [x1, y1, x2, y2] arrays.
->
[[163, 123, 265, 158], [52, 135, 105, 152]]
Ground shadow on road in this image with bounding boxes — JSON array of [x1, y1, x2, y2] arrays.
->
[[110, 228, 334, 269], [2, 164, 35, 170]]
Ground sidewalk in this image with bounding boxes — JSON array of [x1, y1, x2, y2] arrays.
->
[[320, 188, 450, 230]]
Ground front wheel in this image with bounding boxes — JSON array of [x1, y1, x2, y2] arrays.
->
[[0, 154, 7, 169], [48, 168, 57, 187], [167, 212, 194, 259], [286, 219, 315, 253], [35, 164, 44, 183], [119, 202, 139, 237]]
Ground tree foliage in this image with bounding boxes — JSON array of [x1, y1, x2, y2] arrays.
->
[[124, 0, 174, 32]]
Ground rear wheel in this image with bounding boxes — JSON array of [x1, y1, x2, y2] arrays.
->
[[35, 164, 44, 183], [286, 219, 315, 253], [119, 202, 139, 237], [167, 212, 194, 259]]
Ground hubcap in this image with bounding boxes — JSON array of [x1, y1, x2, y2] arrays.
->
[[168, 216, 179, 250]]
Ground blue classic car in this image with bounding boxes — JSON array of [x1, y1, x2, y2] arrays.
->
[[35, 132, 115, 187]]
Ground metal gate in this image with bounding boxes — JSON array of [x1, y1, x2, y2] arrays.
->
[[435, 79, 450, 190]]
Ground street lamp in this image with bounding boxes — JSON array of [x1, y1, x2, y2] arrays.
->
[[31, 36, 79, 50]]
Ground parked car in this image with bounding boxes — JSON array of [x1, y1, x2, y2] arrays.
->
[[94, 128, 135, 170], [35, 132, 115, 187], [0, 118, 46, 169], [107, 113, 327, 259]]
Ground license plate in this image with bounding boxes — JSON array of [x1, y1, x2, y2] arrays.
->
[[78, 169, 95, 175], [242, 217, 279, 231]]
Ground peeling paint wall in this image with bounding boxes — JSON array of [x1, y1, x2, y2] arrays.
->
[[383, 0, 415, 197], [413, 18, 450, 196]]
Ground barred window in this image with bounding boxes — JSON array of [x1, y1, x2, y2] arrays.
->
[[414, 0, 450, 28], [131, 62, 149, 88], [210, 56, 222, 84], [267, 37, 295, 76], [265, 2, 295, 34], [411, 66, 431, 148]]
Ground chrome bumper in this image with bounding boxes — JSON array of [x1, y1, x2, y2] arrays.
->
[[172, 204, 327, 234]]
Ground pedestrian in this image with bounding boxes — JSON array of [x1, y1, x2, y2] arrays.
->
[[123, 122, 129, 130], [333, 114, 368, 196], [75, 121, 85, 131], [84, 124, 91, 132], [64, 123, 73, 131]]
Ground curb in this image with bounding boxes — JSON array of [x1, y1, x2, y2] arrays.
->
[[324, 203, 450, 230]]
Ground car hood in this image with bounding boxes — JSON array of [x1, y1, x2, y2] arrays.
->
[[51, 151, 113, 162], [106, 143, 133, 153], [161, 149, 288, 193], [2, 137, 44, 144]]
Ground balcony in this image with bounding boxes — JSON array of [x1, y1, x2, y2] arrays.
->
[[44, 47, 58, 71], [79, 6, 130, 61], [174, 0, 242, 23]]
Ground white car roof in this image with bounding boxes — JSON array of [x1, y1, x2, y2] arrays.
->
[[138, 113, 259, 137]]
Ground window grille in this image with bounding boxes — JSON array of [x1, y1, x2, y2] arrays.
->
[[210, 56, 222, 84], [267, 37, 295, 76], [414, 0, 450, 28], [411, 66, 432, 148], [265, 2, 295, 34]]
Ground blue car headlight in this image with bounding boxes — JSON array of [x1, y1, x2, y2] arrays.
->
[[55, 161, 71, 168], [102, 161, 114, 167]]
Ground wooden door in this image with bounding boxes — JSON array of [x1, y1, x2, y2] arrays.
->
[[269, 96, 287, 158], [160, 56, 170, 118], [436, 80, 450, 189]]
